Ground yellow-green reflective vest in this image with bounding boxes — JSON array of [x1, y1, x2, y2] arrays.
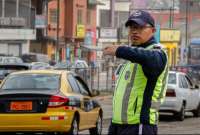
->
[[112, 44, 168, 125]]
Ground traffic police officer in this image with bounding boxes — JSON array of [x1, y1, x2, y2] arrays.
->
[[103, 10, 168, 135]]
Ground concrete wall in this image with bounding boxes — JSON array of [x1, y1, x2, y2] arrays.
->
[[22, 41, 30, 54], [115, 2, 130, 12], [0, 29, 36, 40]]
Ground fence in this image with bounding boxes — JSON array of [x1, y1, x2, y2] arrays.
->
[[68, 66, 117, 92]]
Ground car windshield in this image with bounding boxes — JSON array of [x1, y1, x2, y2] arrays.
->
[[168, 73, 176, 84], [1, 74, 60, 90]]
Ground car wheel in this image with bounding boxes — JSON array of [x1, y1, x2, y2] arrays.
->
[[174, 103, 185, 121], [89, 114, 102, 135], [192, 103, 200, 117], [68, 116, 79, 135]]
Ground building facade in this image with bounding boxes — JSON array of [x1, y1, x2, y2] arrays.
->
[[29, 0, 48, 55], [96, 0, 130, 64], [47, 0, 97, 63], [0, 0, 36, 56]]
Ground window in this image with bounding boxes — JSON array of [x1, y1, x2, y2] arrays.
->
[[49, 9, 57, 24], [76, 78, 89, 96], [180, 75, 189, 89], [77, 9, 83, 24], [5, 0, 16, 17], [67, 74, 80, 93], [87, 10, 91, 25], [19, 0, 31, 28], [100, 10, 110, 27], [168, 73, 177, 84], [19, 0, 30, 17], [185, 75, 193, 89], [2, 74, 60, 90], [191, 47, 200, 59], [0, 0, 2, 17], [178, 75, 183, 88], [115, 11, 129, 27]]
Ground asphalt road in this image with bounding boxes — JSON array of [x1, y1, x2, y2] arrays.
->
[[80, 95, 200, 134], [4, 95, 200, 135]]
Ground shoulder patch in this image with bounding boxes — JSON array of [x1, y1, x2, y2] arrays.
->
[[153, 45, 162, 49]]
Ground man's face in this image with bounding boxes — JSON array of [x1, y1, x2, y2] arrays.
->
[[128, 23, 156, 45]]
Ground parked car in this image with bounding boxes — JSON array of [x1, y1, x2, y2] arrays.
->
[[54, 61, 71, 70], [72, 60, 89, 69], [0, 56, 23, 64], [0, 63, 30, 84], [21, 53, 49, 63], [71, 60, 89, 81], [171, 64, 200, 85], [30, 62, 52, 70], [159, 71, 200, 121], [0, 70, 102, 134]]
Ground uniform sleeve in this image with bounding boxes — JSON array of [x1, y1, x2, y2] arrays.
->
[[115, 46, 167, 77]]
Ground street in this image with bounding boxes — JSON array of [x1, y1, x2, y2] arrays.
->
[[79, 96, 200, 134], [80, 115, 200, 134], [1, 0, 200, 134]]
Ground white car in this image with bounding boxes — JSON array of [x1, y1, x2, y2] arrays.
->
[[159, 71, 200, 121], [0, 56, 23, 64]]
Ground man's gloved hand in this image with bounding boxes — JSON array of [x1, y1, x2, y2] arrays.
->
[[103, 46, 119, 56]]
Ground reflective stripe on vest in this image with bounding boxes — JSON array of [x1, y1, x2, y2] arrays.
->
[[151, 64, 169, 110], [121, 64, 138, 123]]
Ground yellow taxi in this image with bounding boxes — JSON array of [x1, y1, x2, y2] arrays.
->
[[0, 70, 103, 135]]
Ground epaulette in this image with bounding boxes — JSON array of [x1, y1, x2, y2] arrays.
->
[[153, 44, 162, 49]]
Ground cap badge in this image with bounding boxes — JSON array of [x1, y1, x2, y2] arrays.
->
[[133, 10, 142, 17]]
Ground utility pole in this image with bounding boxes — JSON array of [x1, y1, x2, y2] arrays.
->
[[45, 0, 48, 37], [172, 0, 175, 28], [56, 0, 60, 62], [185, 0, 189, 64], [110, 0, 115, 27], [169, 0, 175, 28]]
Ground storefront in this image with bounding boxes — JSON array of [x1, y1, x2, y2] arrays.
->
[[160, 29, 181, 66]]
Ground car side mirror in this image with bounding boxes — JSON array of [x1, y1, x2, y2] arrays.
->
[[4, 73, 10, 77], [195, 85, 199, 89], [91, 89, 100, 97]]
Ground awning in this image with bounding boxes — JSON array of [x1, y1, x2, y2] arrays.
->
[[81, 45, 103, 51]]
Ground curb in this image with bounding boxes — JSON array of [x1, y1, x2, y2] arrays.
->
[[95, 95, 112, 101], [103, 118, 112, 124]]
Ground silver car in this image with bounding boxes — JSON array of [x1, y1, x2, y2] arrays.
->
[[159, 71, 200, 121]]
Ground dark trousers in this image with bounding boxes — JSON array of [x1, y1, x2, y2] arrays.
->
[[108, 122, 157, 135]]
